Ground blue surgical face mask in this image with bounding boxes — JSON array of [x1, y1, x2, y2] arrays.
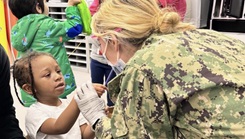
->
[[102, 38, 126, 75], [111, 58, 125, 75]]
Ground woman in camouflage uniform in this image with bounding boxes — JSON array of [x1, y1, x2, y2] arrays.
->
[[75, 0, 245, 138]]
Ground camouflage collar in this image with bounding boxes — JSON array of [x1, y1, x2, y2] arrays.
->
[[107, 73, 123, 103]]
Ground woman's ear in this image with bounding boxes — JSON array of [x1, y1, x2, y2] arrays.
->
[[36, 3, 42, 14], [110, 34, 119, 51], [22, 84, 33, 95]]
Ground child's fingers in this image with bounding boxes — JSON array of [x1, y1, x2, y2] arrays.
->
[[97, 91, 103, 97], [105, 106, 114, 118], [96, 87, 106, 93], [93, 83, 108, 90], [92, 83, 108, 97]]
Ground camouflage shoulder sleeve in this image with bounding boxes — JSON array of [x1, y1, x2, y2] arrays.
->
[[45, 6, 83, 42], [139, 29, 245, 138], [109, 66, 173, 138]]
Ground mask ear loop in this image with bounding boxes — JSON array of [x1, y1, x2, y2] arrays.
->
[[103, 38, 109, 55], [103, 34, 119, 62], [102, 38, 110, 62], [102, 35, 113, 53], [108, 33, 120, 61], [116, 44, 120, 61]]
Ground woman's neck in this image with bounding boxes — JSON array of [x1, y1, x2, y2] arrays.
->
[[120, 44, 140, 63]]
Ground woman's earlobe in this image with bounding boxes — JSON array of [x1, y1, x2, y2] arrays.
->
[[22, 84, 33, 95]]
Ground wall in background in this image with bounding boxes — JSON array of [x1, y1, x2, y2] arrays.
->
[[185, 0, 211, 28]]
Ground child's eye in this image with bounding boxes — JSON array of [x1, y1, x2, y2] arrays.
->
[[46, 0, 49, 2], [57, 70, 61, 74], [45, 73, 50, 77]]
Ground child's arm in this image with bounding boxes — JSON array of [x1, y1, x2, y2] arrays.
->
[[39, 99, 80, 134], [89, 0, 100, 15], [80, 123, 95, 139], [44, 0, 83, 43]]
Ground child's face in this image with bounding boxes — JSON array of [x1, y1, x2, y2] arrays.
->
[[31, 55, 65, 99], [42, 0, 49, 15]]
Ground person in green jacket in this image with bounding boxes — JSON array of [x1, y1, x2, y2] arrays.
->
[[74, 0, 245, 138], [9, 0, 83, 107]]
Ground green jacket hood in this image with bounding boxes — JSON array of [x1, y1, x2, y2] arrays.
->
[[11, 14, 47, 52]]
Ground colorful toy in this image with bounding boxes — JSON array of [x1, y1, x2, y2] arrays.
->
[[77, 0, 92, 35]]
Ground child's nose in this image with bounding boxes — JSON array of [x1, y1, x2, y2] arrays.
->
[[54, 73, 62, 81]]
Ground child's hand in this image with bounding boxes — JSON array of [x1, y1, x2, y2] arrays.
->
[[92, 83, 107, 97], [68, 0, 81, 6], [105, 106, 114, 118]]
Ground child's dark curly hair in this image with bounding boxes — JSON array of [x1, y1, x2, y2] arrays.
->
[[12, 51, 54, 105], [8, 0, 49, 19]]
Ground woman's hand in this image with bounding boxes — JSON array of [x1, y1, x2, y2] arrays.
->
[[75, 82, 106, 126]]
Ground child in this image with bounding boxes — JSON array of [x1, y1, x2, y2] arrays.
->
[[157, 0, 186, 20], [9, 0, 82, 107], [88, 0, 117, 107], [12, 51, 97, 139]]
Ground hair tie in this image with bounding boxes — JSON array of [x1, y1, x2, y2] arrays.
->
[[152, 9, 181, 33], [152, 11, 163, 32], [114, 28, 122, 32]]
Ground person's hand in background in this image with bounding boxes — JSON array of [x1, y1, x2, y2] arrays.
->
[[105, 106, 114, 118], [92, 83, 107, 97], [68, 0, 81, 6]]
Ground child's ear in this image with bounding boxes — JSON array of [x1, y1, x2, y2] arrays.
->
[[36, 3, 42, 14], [22, 84, 33, 95]]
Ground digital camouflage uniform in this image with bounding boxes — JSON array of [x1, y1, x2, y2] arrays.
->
[[11, 6, 82, 107], [95, 29, 245, 138]]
